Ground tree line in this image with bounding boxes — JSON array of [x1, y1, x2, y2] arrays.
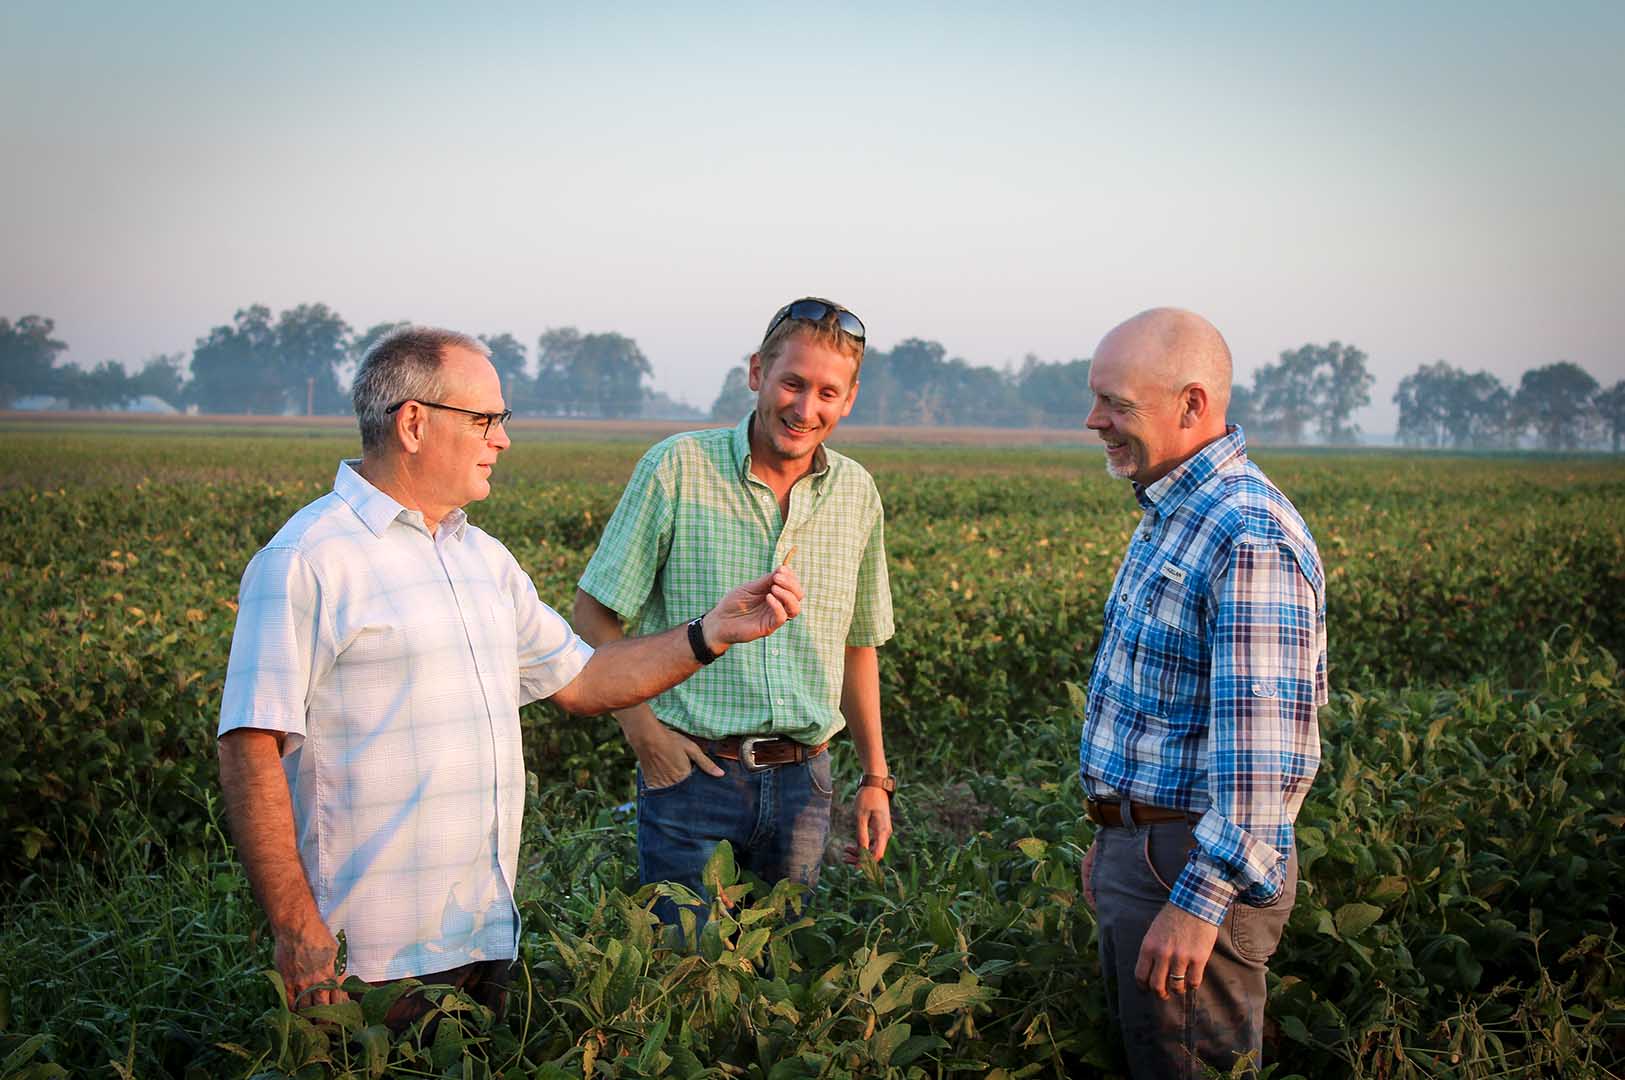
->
[[0, 306, 700, 421], [3, 307, 1621, 448]]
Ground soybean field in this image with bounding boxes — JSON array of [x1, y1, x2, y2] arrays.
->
[[1, 422, 1622, 1079]]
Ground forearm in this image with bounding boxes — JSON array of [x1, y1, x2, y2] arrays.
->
[[218, 729, 324, 935], [841, 646, 887, 775], [567, 587, 713, 719]]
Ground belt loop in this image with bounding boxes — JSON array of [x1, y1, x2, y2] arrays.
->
[[1119, 796, 1136, 830]]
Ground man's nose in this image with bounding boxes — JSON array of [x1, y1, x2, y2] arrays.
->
[[490, 423, 511, 450], [1085, 402, 1107, 430]]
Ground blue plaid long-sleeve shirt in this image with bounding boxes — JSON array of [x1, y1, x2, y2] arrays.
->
[[1080, 426, 1327, 925]]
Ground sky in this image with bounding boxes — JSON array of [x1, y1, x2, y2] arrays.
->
[[4, 1, 1623, 432]]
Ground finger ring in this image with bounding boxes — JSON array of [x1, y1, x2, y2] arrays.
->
[[1168, 974, 1187, 981]]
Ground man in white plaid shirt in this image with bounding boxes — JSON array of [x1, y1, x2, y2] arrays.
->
[[573, 297, 895, 922], [217, 326, 803, 1025]]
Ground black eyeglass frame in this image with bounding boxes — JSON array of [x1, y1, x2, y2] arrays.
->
[[761, 298, 866, 347], [385, 399, 513, 438]]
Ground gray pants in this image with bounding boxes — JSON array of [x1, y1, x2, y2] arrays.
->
[[1089, 815, 1297, 1079]]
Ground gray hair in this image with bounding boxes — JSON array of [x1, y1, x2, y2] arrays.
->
[[352, 326, 489, 451]]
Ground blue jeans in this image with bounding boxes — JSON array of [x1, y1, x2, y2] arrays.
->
[[636, 750, 833, 924], [1090, 813, 1297, 1079]]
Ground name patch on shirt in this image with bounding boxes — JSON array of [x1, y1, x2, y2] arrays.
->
[[1159, 562, 1188, 586]]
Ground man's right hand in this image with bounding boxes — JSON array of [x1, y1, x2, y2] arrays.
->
[[631, 714, 723, 789], [275, 915, 346, 1007]]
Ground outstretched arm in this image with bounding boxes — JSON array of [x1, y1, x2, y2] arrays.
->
[[552, 566, 803, 716], [571, 590, 724, 787]]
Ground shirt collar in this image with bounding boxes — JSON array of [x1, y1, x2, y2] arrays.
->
[[334, 459, 469, 540], [1134, 425, 1248, 516], [731, 412, 831, 486]]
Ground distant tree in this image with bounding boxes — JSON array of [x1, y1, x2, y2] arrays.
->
[[0, 315, 68, 407], [1394, 361, 1456, 447], [1251, 346, 1323, 443], [275, 303, 351, 414], [479, 332, 533, 413], [1513, 362, 1599, 450], [190, 305, 282, 414], [1594, 380, 1625, 452], [130, 354, 187, 408], [1016, 356, 1091, 427], [58, 360, 139, 410], [1226, 383, 1256, 432], [536, 328, 652, 417], [1312, 342, 1374, 443], [1394, 361, 1514, 449], [641, 390, 707, 421], [480, 333, 528, 391], [711, 363, 754, 420]]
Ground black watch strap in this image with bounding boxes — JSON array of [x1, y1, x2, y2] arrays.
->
[[687, 616, 718, 665]]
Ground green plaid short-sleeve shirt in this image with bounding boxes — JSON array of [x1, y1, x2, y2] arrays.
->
[[578, 413, 894, 745]]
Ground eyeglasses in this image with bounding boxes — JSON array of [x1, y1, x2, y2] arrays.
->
[[762, 298, 865, 346], [386, 400, 513, 438]]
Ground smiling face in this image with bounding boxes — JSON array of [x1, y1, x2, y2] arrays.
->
[[747, 331, 860, 468], [418, 344, 511, 512], [1085, 331, 1189, 485]]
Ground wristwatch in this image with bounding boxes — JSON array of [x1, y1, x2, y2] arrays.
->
[[687, 616, 719, 665], [860, 773, 897, 797]]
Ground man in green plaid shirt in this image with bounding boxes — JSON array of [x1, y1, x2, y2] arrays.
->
[[574, 297, 896, 915]]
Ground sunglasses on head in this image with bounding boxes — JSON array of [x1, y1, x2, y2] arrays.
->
[[762, 298, 865, 346]]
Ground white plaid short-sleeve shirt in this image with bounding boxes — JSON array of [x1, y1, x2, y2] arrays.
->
[[218, 461, 592, 981]]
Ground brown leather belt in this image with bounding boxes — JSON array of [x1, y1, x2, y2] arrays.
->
[[1085, 798, 1191, 828], [705, 736, 829, 771]]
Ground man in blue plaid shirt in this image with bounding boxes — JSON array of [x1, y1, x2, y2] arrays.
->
[[1078, 308, 1327, 1078]]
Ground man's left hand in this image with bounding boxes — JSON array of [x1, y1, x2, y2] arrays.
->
[[842, 785, 893, 864], [1135, 901, 1220, 999], [706, 566, 804, 647]]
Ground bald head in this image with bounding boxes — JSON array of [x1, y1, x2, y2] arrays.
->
[[1096, 307, 1232, 419], [1086, 308, 1234, 486]]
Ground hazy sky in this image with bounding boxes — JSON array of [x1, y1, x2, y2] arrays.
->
[[4, 1, 1622, 431]]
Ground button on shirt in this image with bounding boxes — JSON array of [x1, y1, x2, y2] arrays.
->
[[578, 414, 894, 745], [218, 461, 593, 981], [1080, 427, 1327, 925]]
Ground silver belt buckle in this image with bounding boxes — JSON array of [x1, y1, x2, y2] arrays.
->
[[738, 736, 772, 771]]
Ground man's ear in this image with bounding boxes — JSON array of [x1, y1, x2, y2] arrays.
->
[[1180, 384, 1209, 428], [396, 402, 428, 454], [748, 352, 765, 392]]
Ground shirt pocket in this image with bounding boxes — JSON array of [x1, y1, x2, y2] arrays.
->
[[1130, 577, 1205, 716]]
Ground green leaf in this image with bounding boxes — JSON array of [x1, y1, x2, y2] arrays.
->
[[703, 840, 738, 893], [1334, 902, 1384, 938], [858, 950, 901, 996], [923, 981, 994, 1015], [300, 1001, 363, 1033], [891, 1034, 949, 1067], [1278, 1014, 1313, 1045], [636, 1016, 670, 1074], [1014, 837, 1047, 861], [736, 927, 771, 962], [360, 980, 417, 1029], [1366, 875, 1408, 904], [355, 1025, 390, 1079], [871, 1021, 911, 1065]]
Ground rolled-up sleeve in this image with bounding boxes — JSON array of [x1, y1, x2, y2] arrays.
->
[[1171, 541, 1323, 924]]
